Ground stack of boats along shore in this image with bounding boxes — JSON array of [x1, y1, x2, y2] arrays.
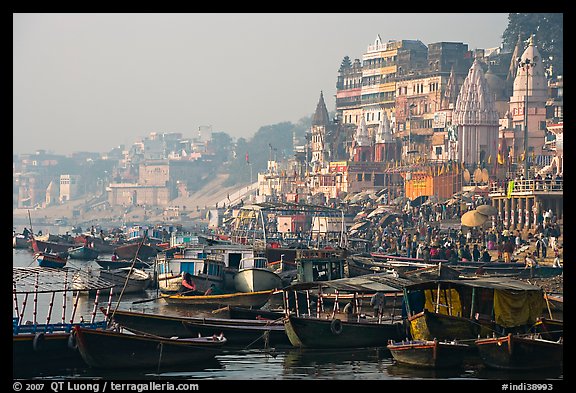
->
[[13, 202, 562, 377]]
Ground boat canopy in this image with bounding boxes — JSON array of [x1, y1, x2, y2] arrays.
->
[[403, 277, 544, 292], [284, 271, 413, 293]]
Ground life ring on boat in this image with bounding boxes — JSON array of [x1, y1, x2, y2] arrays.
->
[[67, 331, 78, 350], [330, 318, 343, 335], [32, 332, 45, 351]]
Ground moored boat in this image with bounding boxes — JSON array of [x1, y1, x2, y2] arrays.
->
[[34, 251, 68, 268], [73, 325, 227, 369], [475, 333, 562, 370], [104, 307, 284, 340], [387, 339, 478, 368], [281, 275, 408, 349], [403, 277, 546, 341], [531, 317, 563, 341], [13, 266, 114, 377], [160, 289, 275, 309], [68, 245, 99, 261], [234, 257, 283, 293], [114, 242, 161, 261]]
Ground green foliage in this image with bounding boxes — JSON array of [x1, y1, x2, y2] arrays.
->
[[222, 118, 311, 187], [502, 13, 563, 78]]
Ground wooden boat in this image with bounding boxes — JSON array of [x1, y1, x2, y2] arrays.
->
[[12, 234, 30, 249], [281, 276, 408, 349], [114, 242, 161, 261], [233, 257, 283, 293], [387, 339, 478, 368], [34, 251, 68, 268], [33, 238, 76, 254], [475, 333, 563, 370], [284, 314, 405, 349], [68, 245, 99, 261], [13, 266, 114, 377], [181, 319, 290, 347], [211, 305, 284, 320], [104, 308, 284, 340], [403, 277, 547, 341], [99, 267, 152, 294], [531, 317, 563, 341], [94, 258, 152, 270], [154, 244, 257, 295], [72, 267, 152, 295], [160, 289, 275, 309], [73, 325, 226, 369], [368, 253, 563, 279]]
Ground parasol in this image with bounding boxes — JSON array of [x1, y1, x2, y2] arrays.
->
[[476, 204, 498, 216], [461, 210, 489, 227]]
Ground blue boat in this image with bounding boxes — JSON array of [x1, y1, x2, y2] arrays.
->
[[35, 251, 68, 268], [68, 245, 99, 261]]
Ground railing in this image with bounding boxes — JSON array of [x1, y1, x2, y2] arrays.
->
[[489, 179, 563, 194]]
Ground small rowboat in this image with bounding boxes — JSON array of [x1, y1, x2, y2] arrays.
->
[[74, 326, 226, 369], [387, 339, 477, 368]]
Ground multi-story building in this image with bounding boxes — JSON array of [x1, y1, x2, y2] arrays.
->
[[59, 174, 81, 202]]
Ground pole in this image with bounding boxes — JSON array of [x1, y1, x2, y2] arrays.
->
[[524, 70, 529, 179]]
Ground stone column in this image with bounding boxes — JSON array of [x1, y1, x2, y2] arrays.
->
[[524, 197, 531, 229], [510, 198, 515, 229], [504, 198, 509, 228]]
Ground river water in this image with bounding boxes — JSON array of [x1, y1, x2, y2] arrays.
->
[[12, 248, 563, 384]]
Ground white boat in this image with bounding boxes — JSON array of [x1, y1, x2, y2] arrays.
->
[[233, 257, 283, 293], [72, 265, 152, 295], [155, 244, 257, 295], [100, 267, 152, 294]]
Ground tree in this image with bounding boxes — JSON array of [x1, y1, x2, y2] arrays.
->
[[502, 13, 563, 78]]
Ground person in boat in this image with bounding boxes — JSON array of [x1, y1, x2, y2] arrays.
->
[[180, 272, 197, 293], [22, 227, 31, 239], [370, 292, 386, 319], [204, 283, 223, 296], [111, 252, 119, 261]]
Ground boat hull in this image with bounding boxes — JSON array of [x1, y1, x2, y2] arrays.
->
[[74, 326, 225, 369], [234, 268, 283, 293], [99, 268, 151, 294], [387, 340, 477, 368], [160, 289, 274, 309], [284, 315, 405, 349], [113, 243, 159, 261], [36, 253, 67, 268], [107, 308, 284, 339], [68, 246, 99, 261], [475, 334, 563, 370], [409, 309, 492, 341]]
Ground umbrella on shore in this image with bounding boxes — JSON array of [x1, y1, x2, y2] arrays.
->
[[476, 204, 498, 216], [461, 210, 489, 227]]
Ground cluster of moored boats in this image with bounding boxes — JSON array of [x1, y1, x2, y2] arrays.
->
[[13, 204, 563, 377]]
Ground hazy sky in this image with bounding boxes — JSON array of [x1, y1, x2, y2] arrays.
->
[[13, 13, 510, 156]]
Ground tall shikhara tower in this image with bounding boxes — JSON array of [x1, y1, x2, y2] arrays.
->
[[310, 91, 331, 171], [452, 58, 499, 166]]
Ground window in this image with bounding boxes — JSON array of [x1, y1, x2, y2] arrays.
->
[[357, 173, 363, 181]]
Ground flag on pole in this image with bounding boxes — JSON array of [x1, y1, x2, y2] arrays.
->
[[245, 152, 250, 164]]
